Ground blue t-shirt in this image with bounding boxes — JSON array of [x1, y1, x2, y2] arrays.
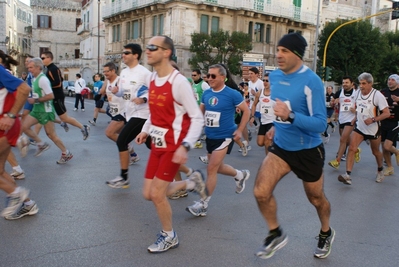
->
[[202, 86, 244, 139], [93, 81, 103, 96], [0, 65, 23, 93], [270, 65, 326, 151]]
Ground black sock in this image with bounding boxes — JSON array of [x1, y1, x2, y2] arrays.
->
[[320, 228, 331, 237], [346, 171, 351, 175], [378, 167, 383, 172], [269, 226, 282, 237], [329, 122, 334, 128], [121, 169, 128, 180], [93, 118, 97, 122]]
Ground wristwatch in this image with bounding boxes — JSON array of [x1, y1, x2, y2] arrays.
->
[[286, 111, 295, 123], [142, 97, 147, 103], [181, 141, 191, 152], [5, 112, 17, 119]]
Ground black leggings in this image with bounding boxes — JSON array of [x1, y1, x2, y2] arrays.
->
[[116, 117, 151, 152]]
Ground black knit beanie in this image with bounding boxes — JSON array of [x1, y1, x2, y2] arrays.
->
[[277, 33, 307, 59]]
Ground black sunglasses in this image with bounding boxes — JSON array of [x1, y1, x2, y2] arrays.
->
[[206, 74, 217, 79], [263, 79, 269, 82], [122, 51, 133, 55], [146, 44, 168, 52], [41, 57, 46, 60]]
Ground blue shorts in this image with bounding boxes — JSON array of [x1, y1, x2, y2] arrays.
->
[[326, 108, 334, 118], [24, 101, 33, 111]]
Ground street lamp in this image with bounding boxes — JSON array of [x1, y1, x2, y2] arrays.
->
[[98, 0, 101, 74]]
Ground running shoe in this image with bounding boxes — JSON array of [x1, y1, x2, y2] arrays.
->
[[82, 109, 85, 112], [148, 231, 179, 253], [29, 139, 36, 146], [323, 134, 330, 144], [199, 155, 208, 164], [188, 170, 207, 199], [4, 201, 39, 220], [88, 120, 96, 126], [338, 173, 351, 185], [56, 152, 73, 164], [129, 155, 140, 165], [11, 170, 25, 180], [200, 134, 206, 141], [194, 140, 203, 149], [376, 171, 384, 183], [73, 108, 77, 111], [256, 231, 288, 259], [81, 125, 90, 140], [35, 142, 50, 157], [186, 200, 207, 217], [106, 176, 130, 189], [341, 154, 346, 161], [1, 187, 29, 217], [240, 141, 248, 157], [383, 167, 394, 176], [168, 190, 188, 200], [331, 126, 336, 133], [17, 136, 30, 158], [365, 139, 370, 145], [314, 228, 335, 259], [235, 170, 250, 194], [355, 148, 361, 163], [60, 122, 69, 132], [328, 159, 340, 170]]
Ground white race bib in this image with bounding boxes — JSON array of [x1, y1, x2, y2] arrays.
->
[[109, 102, 120, 116], [122, 89, 131, 101], [204, 110, 221, 127], [274, 100, 292, 124], [149, 126, 168, 148], [340, 103, 352, 112]]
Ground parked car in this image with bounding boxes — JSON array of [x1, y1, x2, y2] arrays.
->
[[63, 81, 75, 97]]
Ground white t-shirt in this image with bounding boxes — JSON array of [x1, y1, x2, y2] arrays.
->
[[248, 78, 264, 111], [119, 64, 152, 121], [105, 76, 125, 117]]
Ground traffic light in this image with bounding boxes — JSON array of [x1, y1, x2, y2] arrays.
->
[[317, 66, 325, 80], [392, 1, 399, 20], [325, 66, 332, 81]]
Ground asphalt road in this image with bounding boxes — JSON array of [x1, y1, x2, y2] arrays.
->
[[1, 98, 399, 267]]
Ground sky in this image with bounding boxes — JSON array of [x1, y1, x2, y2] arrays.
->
[[20, 0, 30, 5]]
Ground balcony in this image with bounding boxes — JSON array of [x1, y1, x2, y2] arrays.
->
[[58, 59, 82, 68], [77, 23, 90, 35], [102, 0, 316, 25]]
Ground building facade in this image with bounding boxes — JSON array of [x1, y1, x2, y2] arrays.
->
[[31, 0, 81, 81], [0, 0, 33, 76]]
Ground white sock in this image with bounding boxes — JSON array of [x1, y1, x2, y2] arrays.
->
[[203, 196, 211, 206], [24, 200, 33, 206], [13, 165, 24, 173], [164, 230, 175, 237], [234, 169, 243, 180], [10, 187, 20, 195]]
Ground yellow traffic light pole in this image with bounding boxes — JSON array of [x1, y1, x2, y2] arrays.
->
[[322, 9, 394, 69]]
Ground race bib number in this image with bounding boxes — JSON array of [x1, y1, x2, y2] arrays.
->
[[94, 87, 99, 93], [340, 103, 352, 112], [274, 100, 292, 124], [204, 111, 221, 127], [109, 102, 120, 116], [357, 104, 371, 120], [149, 126, 168, 148], [32, 93, 39, 99], [260, 104, 272, 114], [122, 89, 131, 101]]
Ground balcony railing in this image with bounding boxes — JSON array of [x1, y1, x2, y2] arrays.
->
[[103, 0, 316, 24], [77, 23, 90, 35], [58, 59, 82, 68]]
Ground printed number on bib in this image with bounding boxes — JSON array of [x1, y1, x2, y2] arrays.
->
[[205, 111, 221, 127], [123, 90, 131, 101], [149, 126, 168, 148], [340, 103, 352, 112], [261, 104, 272, 114], [109, 103, 120, 116]]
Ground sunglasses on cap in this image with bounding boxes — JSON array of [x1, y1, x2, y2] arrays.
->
[[146, 44, 168, 52]]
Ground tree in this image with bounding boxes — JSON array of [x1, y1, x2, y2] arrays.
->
[[317, 20, 388, 85], [376, 31, 399, 87], [188, 30, 252, 75]]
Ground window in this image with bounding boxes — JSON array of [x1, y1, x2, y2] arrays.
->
[[288, 29, 295, 33], [27, 13, 32, 24], [75, 49, 80, 59], [248, 21, 253, 38], [159, 14, 164, 35], [211, 17, 219, 32], [254, 23, 264, 42], [200, 15, 209, 34], [76, 18, 81, 31], [266, 24, 271, 44], [153, 15, 164, 36], [37, 15, 52, 29], [132, 20, 141, 39], [126, 21, 131, 40], [39, 47, 49, 56], [112, 24, 121, 42]]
